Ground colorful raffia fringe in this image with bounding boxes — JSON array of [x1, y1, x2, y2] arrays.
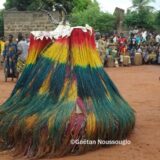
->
[[0, 28, 135, 158]]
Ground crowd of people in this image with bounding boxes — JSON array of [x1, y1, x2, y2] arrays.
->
[[0, 33, 29, 80], [0, 29, 159, 81], [96, 29, 160, 67]]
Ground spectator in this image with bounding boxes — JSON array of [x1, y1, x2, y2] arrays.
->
[[118, 33, 127, 54], [113, 33, 118, 44], [141, 29, 147, 42], [129, 33, 137, 50], [16, 33, 29, 75], [98, 34, 107, 65], [3, 34, 17, 76], [136, 33, 141, 45], [95, 32, 101, 49], [155, 33, 160, 44], [118, 33, 128, 65]]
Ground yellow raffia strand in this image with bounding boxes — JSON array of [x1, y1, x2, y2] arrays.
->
[[67, 80, 77, 101], [86, 112, 96, 137], [59, 80, 69, 100], [60, 79, 77, 102], [48, 114, 56, 129], [101, 78, 111, 101], [71, 45, 102, 67], [43, 43, 68, 63], [39, 72, 52, 95], [25, 114, 38, 129], [26, 48, 40, 65]]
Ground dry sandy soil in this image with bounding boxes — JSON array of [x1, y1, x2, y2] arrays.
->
[[0, 65, 160, 160]]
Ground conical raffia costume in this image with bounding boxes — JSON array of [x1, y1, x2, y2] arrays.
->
[[0, 26, 135, 158]]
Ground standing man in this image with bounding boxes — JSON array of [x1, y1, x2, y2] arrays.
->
[[118, 33, 127, 65], [16, 33, 29, 75], [155, 33, 160, 45], [141, 29, 147, 42], [98, 34, 107, 65], [3, 34, 17, 77]]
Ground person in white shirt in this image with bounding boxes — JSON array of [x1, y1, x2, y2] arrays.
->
[[155, 34, 160, 44], [16, 33, 29, 75], [141, 30, 147, 42], [113, 34, 118, 44]]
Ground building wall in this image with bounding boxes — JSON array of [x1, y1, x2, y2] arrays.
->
[[3, 11, 60, 38]]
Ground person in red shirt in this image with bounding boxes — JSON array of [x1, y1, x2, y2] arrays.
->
[[118, 33, 127, 55], [118, 33, 131, 66]]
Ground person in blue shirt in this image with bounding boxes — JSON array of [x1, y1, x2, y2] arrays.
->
[[136, 33, 141, 45], [3, 34, 17, 77]]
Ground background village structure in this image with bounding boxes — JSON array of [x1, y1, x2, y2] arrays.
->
[[2, 7, 125, 37], [3, 9, 60, 37]]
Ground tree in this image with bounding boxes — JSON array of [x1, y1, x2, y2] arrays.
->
[[0, 10, 4, 36], [70, 1, 116, 32], [154, 11, 160, 31], [72, 0, 92, 12], [4, 0, 94, 13], [130, 0, 155, 11], [124, 9, 155, 29], [124, 0, 156, 30], [155, 11, 160, 26], [4, 0, 33, 11], [94, 12, 116, 32], [4, 0, 75, 13], [4, 0, 57, 11]]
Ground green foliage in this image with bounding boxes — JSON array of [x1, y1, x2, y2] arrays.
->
[[70, 1, 116, 32], [4, 0, 93, 13], [4, 0, 53, 11], [4, 0, 74, 12], [124, 0, 159, 31], [155, 11, 160, 26], [70, 2, 99, 26], [124, 9, 155, 29], [72, 0, 92, 12], [4, 0, 32, 11], [0, 10, 4, 36], [130, 0, 155, 11], [94, 12, 116, 32], [154, 11, 160, 32]]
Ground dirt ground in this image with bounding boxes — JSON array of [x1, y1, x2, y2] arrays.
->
[[0, 65, 160, 160]]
